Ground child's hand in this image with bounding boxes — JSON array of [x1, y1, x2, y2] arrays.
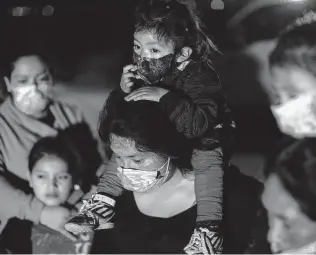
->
[[124, 86, 169, 102], [120, 64, 138, 93]]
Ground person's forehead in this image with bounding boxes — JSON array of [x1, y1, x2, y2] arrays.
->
[[262, 174, 300, 216], [12, 56, 48, 76], [134, 31, 171, 47], [272, 66, 316, 94], [110, 135, 141, 156], [33, 155, 68, 173]]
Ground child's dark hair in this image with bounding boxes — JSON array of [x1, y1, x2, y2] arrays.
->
[[268, 138, 316, 221], [28, 136, 81, 186], [269, 20, 316, 77], [134, 0, 220, 65]]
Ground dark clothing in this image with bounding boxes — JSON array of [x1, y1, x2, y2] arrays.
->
[[93, 191, 197, 254], [160, 61, 235, 153], [2, 218, 93, 254], [93, 166, 263, 254]]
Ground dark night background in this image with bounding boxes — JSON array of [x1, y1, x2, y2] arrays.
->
[[0, 0, 315, 179]]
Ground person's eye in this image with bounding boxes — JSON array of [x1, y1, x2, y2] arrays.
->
[[36, 174, 45, 179], [150, 48, 160, 54], [133, 44, 140, 51], [58, 175, 70, 181], [133, 158, 144, 164], [17, 80, 27, 84]]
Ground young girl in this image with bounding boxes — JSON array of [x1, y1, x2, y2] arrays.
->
[[264, 11, 316, 139], [2, 136, 93, 254], [66, 0, 235, 253]]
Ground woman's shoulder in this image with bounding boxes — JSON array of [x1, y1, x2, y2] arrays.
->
[[51, 100, 84, 123]]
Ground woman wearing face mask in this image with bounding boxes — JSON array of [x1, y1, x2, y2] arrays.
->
[[0, 45, 88, 240], [90, 89, 261, 254], [264, 11, 316, 139]]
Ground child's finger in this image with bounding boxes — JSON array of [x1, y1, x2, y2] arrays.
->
[[123, 64, 137, 74], [125, 91, 147, 101], [125, 81, 134, 88], [124, 88, 148, 100], [130, 94, 149, 101], [124, 72, 137, 79]]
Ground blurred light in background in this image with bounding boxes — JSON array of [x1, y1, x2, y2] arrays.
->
[[227, 0, 309, 27], [11, 6, 32, 16], [42, 5, 54, 16]]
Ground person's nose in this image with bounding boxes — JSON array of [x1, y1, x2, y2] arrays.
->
[[140, 49, 150, 58], [46, 178, 58, 191]]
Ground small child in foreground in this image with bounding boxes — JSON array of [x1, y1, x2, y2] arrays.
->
[[2, 136, 93, 254], [66, 0, 235, 254]]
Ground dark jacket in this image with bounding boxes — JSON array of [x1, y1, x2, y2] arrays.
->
[[159, 61, 235, 155]]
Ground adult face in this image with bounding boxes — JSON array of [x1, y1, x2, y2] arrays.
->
[[262, 173, 316, 253], [269, 66, 316, 138], [4, 55, 54, 118], [110, 134, 172, 192]]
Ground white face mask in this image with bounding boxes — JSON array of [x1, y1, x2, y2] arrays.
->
[[12, 85, 52, 115], [271, 93, 316, 138], [117, 158, 170, 193]]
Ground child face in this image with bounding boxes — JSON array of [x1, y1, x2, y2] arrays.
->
[[133, 31, 175, 59], [29, 155, 73, 206], [269, 66, 316, 138]]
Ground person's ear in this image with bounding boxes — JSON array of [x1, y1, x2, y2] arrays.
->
[[26, 171, 33, 188], [4, 76, 13, 92], [176, 47, 193, 63]]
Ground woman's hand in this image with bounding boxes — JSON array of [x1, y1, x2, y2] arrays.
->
[[120, 64, 138, 93], [40, 205, 78, 241]]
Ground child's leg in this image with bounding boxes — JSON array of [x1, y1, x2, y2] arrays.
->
[[65, 156, 124, 234], [184, 148, 224, 254], [193, 148, 224, 225], [96, 155, 124, 197]]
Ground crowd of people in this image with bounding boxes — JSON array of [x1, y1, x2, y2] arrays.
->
[[0, 0, 316, 254]]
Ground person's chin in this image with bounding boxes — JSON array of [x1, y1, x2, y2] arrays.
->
[[43, 198, 62, 207]]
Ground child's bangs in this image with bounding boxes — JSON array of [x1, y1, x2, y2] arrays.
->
[[135, 22, 173, 45]]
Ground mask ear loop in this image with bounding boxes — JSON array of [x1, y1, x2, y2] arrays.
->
[[157, 157, 171, 178]]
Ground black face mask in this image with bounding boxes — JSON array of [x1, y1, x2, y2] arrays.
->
[[133, 52, 175, 85]]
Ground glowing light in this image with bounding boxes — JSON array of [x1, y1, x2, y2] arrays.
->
[[211, 0, 225, 10], [42, 5, 54, 16], [12, 7, 23, 16]]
